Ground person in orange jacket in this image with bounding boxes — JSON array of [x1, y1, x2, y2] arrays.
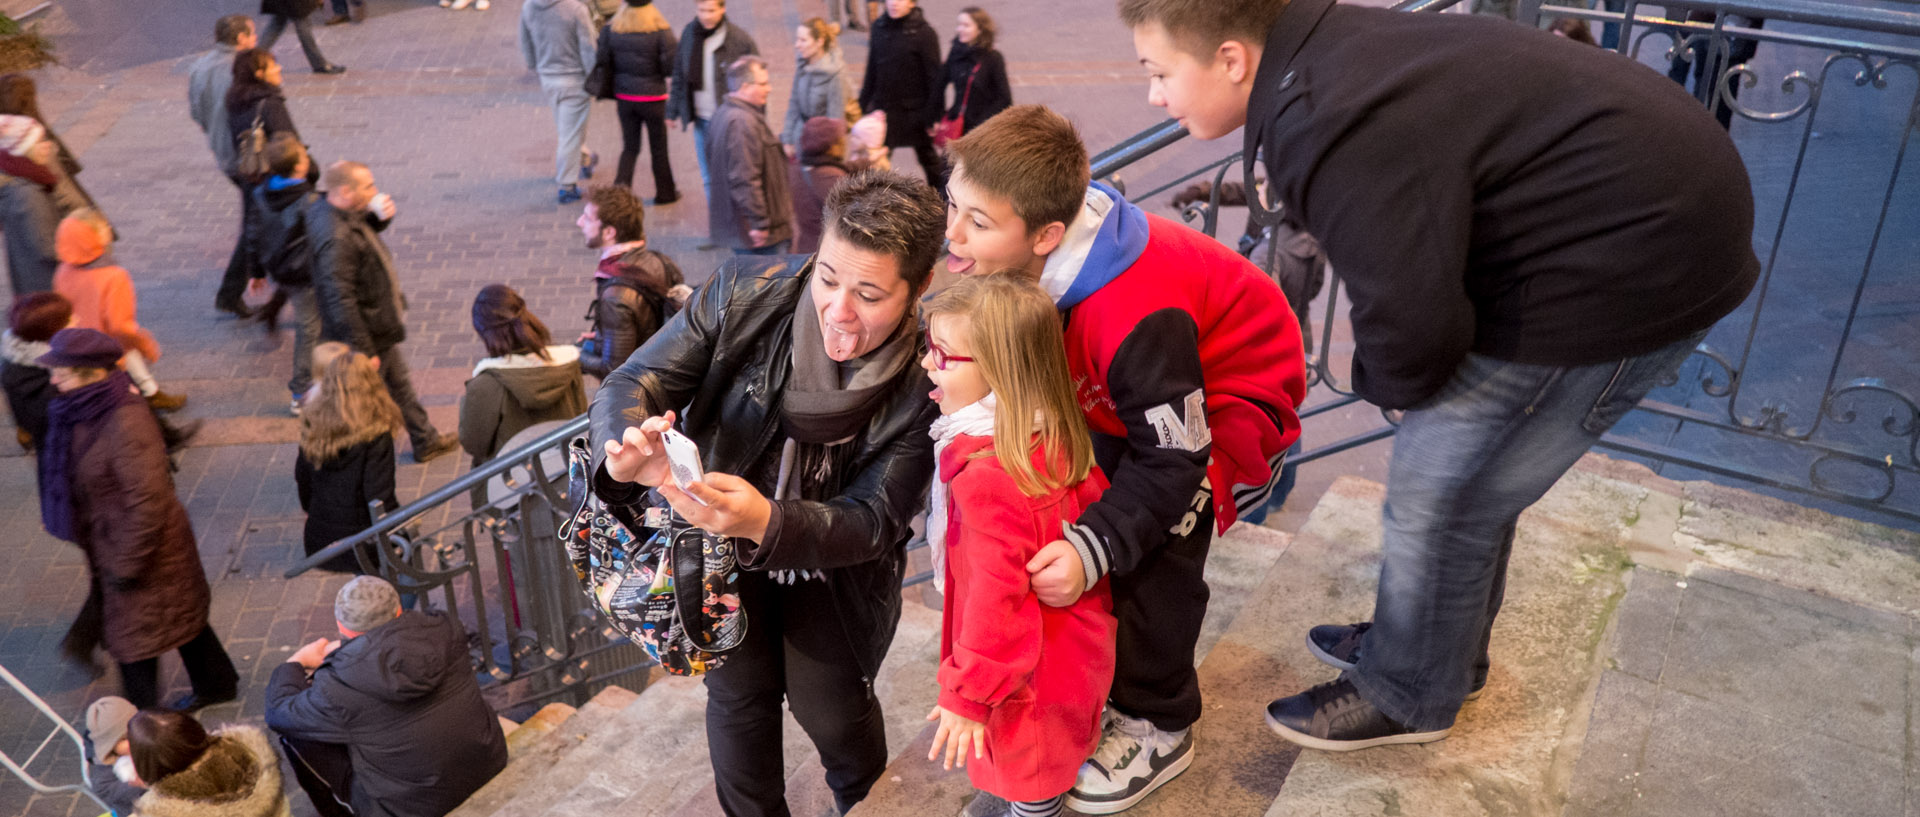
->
[[52, 208, 186, 411]]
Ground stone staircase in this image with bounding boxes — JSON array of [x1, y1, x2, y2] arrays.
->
[[448, 453, 1920, 817]]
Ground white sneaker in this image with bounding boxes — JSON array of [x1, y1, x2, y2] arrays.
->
[[289, 397, 303, 417], [438, 0, 451, 6], [1064, 710, 1193, 814], [474, 0, 489, 8], [449, 0, 472, 9]]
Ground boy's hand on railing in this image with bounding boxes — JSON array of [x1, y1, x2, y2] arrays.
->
[[659, 473, 772, 542], [1027, 540, 1088, 607], [926, 705, 986, 770], [603, 410, 677, 486]]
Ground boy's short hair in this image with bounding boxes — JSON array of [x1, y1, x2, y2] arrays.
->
[[265, 133, 306, 179], [947, 105, 1089, 235], [586, 185, 646, 243], [1117, 0, 1289, 60]]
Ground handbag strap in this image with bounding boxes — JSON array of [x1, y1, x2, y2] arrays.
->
[[957, 63, 979, 116]]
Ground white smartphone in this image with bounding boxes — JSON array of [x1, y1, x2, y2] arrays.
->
[[659, 428, 709, 506]]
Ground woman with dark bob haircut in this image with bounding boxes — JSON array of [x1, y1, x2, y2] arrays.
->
[[125, 709, 289, 816], [457, 284, 587, 499], [587, 169, 945, 815]]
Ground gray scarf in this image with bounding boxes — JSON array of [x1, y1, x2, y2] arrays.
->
[[782, 282, 916, 446]]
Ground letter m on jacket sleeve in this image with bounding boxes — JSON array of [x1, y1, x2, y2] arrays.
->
[[1145, 389, 1211, 453]]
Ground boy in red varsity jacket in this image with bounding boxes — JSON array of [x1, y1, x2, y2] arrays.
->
[[943, 105, 1307, 814]]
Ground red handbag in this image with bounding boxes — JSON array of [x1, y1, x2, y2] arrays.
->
[[932, 64, 978, 151]]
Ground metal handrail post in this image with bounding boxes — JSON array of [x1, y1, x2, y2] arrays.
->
[[0, 665, 114, 814]]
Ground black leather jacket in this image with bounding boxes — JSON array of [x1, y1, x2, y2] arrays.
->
[[309, 198, 405, 353], [588, 255, 937, 679]]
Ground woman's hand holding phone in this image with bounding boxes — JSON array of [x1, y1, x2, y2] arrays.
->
[[602, 410, 677, 486]]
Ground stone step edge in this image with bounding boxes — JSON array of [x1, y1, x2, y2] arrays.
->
[[448, 684, 642, 817]]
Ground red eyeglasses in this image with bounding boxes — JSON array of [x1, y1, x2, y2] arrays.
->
[[926, 332, 974, 370]]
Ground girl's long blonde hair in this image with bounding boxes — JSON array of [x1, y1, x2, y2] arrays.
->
[[924, 274, 1093, 496], [611, 3, 670, 34], [300, 345, 404, 465]]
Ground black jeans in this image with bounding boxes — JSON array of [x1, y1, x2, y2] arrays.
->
[[373, 344, 440, 452], [615, 99, 677, 199], [280, 734, 356, 817], [118, 625, 240, 710], [893, 125, 945, 191], [1108, 485, 1215, 733], [260, 12, 333, 71], [703, 572, 889, 817], [218, 174, 258, 309]]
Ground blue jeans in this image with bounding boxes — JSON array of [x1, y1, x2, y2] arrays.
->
[[736, 240, 791, 257], [1347, 332, 1704, 731], [287, 285, 323, 396], [691, 117, 712, 196]]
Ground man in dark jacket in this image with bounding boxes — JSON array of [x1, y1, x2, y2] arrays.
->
[[576, 185, 686, 378], [859, 0, 944, 185], [707, 56, 793, 255], [1120, 0, 1758, 754], [267, 576, 508, 817], [309, 160, 459, 463], [667, 0, 758, 207], [247, 135, 324, 415]]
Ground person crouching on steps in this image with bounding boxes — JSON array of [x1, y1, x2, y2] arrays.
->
[[923, 274, 1115, 817], [295, 342, 402, 574]]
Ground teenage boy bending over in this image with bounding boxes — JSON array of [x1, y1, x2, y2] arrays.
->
[[1116, 0, 1758, 752], [944, 104, 1307, 813]]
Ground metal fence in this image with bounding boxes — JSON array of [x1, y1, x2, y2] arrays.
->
[[289, 0, 1920, 713]]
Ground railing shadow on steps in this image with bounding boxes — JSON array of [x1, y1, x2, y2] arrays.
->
[[288, 0, 1920, 713]]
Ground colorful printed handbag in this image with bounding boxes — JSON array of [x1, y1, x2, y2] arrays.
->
[[559, 437, 747, 675]]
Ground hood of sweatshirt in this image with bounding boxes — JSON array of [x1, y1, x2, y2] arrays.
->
[[1037, 182, 1151, 310], [800, 47, 846, 78], [55, 217, 108, 266], [471, 345, 583, 410], [258, 176, 314, 214]]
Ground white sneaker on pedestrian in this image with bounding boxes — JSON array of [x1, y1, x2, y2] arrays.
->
[[1064, 710, 1193, 814], [449, 0, 473, 9], [289, 396, 303, 417], [475, 0, 489, 9], [439, 0, 451, 6]]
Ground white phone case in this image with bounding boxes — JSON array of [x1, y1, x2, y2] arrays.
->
[[660, 428, 709, 506]]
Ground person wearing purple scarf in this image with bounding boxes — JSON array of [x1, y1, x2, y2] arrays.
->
[[38, 329, 238, 711]]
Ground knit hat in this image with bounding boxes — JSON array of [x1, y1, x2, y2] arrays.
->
[[9, 291, 74, 343], [335, 575, 401, 633], [36, 328, 123, 369], [0, 114, 43, 157], [84, 697, 137, 765], [799, 116, 848, 163], [55, 213, 109, 266]]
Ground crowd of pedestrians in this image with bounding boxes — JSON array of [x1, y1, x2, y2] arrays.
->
[[4, 1, 1772, 816]]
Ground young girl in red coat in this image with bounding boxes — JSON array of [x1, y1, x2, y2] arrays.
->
[[922, 274, 1115, 817]]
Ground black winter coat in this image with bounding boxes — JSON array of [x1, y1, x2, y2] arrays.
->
[[225, 84, 299, 148], [309, 198, 406, 353], [599, 24, 677, 99], [295, 435, 398, 573], [940, 42, 1012, 133], [580, 248, 685, 379], [588, 256, 939, 681], [264, 611, 508, 817], [1247, 0, 1758, 408], [859, 7, 944, 143], [666, 18, 759, 124], [1, 357, 52, 447], [247, 178, 318, 287]]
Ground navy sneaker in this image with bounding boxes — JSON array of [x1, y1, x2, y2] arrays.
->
[[557, 185, 582, 204], [1265, 678, 1450, 752], [1308, 622, 1484, 700]]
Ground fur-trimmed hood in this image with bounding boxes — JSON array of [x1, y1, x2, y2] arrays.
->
[[133, 725, 290, 817]]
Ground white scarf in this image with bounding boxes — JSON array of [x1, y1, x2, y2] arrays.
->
[[926, 393, 999, 593]]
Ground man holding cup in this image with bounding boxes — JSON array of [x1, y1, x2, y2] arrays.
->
[[308, 161, 460, 463]]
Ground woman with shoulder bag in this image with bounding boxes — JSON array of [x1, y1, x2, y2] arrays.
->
[[859, 0, 944, 185], [600, 0, 681, 204], [587, 171, 944, 817], [781, 18, 854, 160], [935, 7, 1012, 148], [219, 49, 305, 320]]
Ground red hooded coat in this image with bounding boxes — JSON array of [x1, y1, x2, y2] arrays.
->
[[937, 433, 1116, 802]]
